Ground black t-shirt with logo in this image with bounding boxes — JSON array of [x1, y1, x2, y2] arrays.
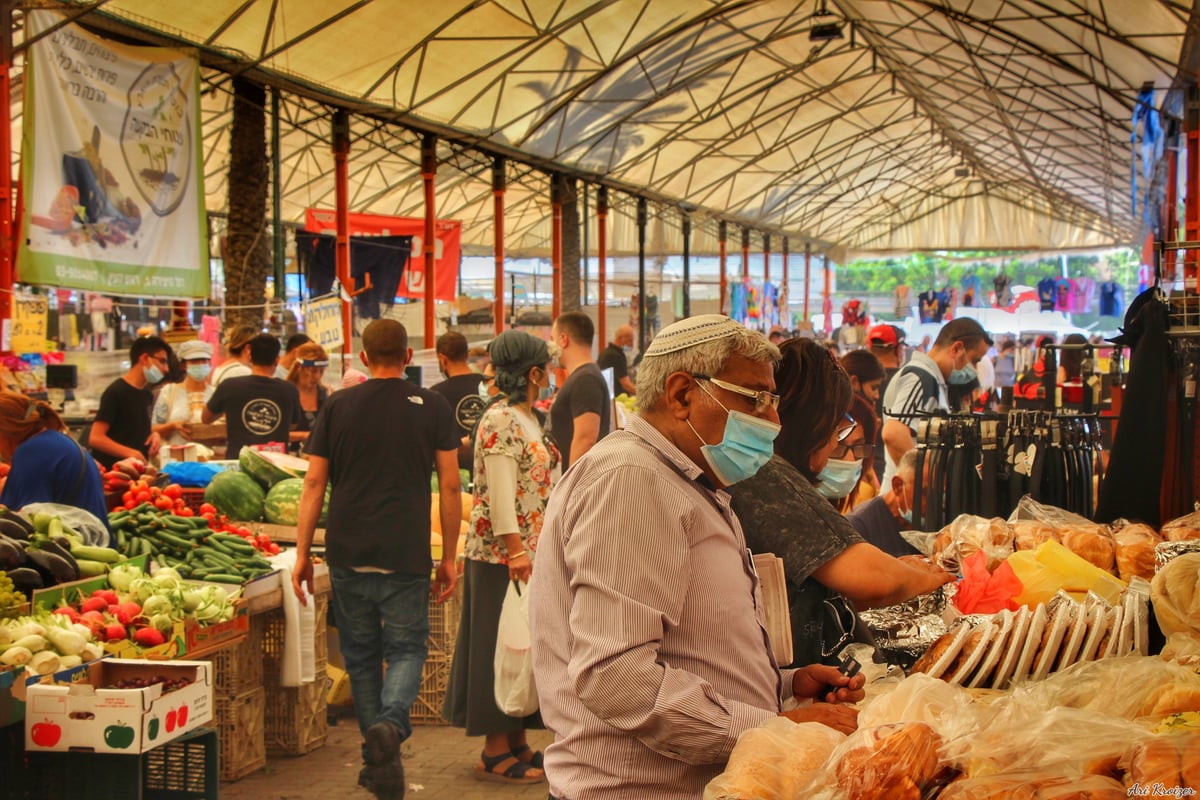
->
[[307, 378, 459, 574], [91, 378, 154, 468], [430, 373, 486, 471], [207, 375, 301, 457]]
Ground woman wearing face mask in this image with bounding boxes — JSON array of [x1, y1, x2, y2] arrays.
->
[[444, 330, 560, 785], [728, 338, 953, 667], [286, 342, 330, 448], [151, 340, 215, 448]]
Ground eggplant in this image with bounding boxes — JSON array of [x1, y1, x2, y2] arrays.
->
[[6, 567, 43, 596], [25, 549, 78, 586], [0, 509, 34, 539], [42, 537, 77, 565], [0, 536, 25, 572]]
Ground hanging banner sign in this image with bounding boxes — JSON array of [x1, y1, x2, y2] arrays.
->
[[304, 209, 460, 302], [304, 294, 344, 351], [11, 294, 49, 355], [18, 11, 209, 298]]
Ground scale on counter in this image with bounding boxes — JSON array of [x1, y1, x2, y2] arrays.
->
[[44, 364, 78, 411]]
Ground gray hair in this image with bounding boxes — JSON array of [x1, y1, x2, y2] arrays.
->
[[897, 448, 918, 477], [636, 329, 781, 412]]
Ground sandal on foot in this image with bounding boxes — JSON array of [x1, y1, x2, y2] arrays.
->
[[512, 743, 545, 770], [475, 750, 545, 784]]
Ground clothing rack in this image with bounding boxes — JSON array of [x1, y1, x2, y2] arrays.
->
[[911, 410, 1103, 530]]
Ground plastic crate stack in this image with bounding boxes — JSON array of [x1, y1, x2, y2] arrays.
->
[[260, 590, 331, 755], [411, 584, 463, 724], [205, 618, 267, 781]]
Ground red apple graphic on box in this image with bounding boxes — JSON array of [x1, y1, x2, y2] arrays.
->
[[177, 705, 188, 727], [31, 719, 62, 748], [165, 709, 177, 733]]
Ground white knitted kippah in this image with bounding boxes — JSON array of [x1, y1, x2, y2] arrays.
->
[[642, 314, 747, 357]]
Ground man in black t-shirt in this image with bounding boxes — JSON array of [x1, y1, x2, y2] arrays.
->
[[550, 311, 611, 471], [90, 336, 173, 469], [203, 334, 301, 457], [291, 319, 460, 800], [596, 324, 636, 397], [430, 331, 486, 472]]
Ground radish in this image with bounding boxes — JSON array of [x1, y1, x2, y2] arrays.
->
[[103, 623, 126, 642], [133, 627, 165, 647], [53, 606, 79, 623], [80, 597, 108, 614], [90, 589, 119, 606]]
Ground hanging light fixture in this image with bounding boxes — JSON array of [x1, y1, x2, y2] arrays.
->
[[809, 0, 844, 42]]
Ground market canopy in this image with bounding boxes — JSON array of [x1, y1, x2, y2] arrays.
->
[[28, 0, 1194, 259]]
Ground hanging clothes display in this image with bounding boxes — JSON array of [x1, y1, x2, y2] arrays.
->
[[911, 411, 1103, 530], [1071, 277, 1095, 314], [745, 283, 762, 326], [1054, 278, 1073, 313], [729, 282, 749, 324], [894, 285, 911, 318], [918, 290, 944, 323], [959, 274, 982, 307], [294, 231, 413, 315], [993, 272, 1013, 307], [1099, 281, 1124, 317], [761, 283, 779, 331], [1036, 277, 1057, 311]]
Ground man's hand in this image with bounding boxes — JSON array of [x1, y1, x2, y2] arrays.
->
[[433, 558, 458, 603], [780, 702, 859, 735], [292, 550, 314, 606], [793, 663, 866, 704]]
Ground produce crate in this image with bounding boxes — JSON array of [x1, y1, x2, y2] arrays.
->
[[411, 586, 462, 725], [213, 686, 265, 781], [22, 726, 218, 800], [260, 592, 329, 686], [180, 487, 207, 514], [264, 667, 329, 756], [208, 622, 263, 696]]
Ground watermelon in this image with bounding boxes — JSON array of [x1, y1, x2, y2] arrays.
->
[[239, 448, 308, 489], [263, 478, 331, 527], [205, 470, 266, 521]]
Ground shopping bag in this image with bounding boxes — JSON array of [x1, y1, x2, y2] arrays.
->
[[493, 580, 538, 717]]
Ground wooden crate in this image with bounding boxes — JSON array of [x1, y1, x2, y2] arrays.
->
[[411, 587, 461, 725], [213, 686, 265, 781], [264, 668, 329, 756]]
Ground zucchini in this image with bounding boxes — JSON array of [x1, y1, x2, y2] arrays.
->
[[202, 573, 246, 584], [69, 545, 122, 564]]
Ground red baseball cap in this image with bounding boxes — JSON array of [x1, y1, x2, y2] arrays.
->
[[868, 324, 898, 348]]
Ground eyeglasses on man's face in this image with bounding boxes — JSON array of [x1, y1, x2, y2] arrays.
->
[[691, 375, 780, 414]]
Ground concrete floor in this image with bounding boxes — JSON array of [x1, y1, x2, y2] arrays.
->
[[219, 708, 554, 800]]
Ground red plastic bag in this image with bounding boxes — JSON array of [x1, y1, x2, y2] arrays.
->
[[954, 551, 1021, 614]]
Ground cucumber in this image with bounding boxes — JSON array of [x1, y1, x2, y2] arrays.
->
[[69, 545, 122, 564], [203, 573, 245, 584]]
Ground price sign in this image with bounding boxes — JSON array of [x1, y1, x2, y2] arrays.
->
[[304, 295, 343, 352], [12, 295, 49, 354]]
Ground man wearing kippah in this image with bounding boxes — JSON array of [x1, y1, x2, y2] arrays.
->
[[529, 314, 864, 800]]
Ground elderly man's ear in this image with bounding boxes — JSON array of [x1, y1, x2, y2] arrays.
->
[[663, 372, 698, 420]]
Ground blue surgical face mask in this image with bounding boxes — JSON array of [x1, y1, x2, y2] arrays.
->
[[816, 458, 863, 498], [687, 383, 781, 486], [479, 380, 490, 399], [144, 364, 164, 385], [187, 364, 211, 382], [949, 364, 977, 385], [538, 383, 554, 402]]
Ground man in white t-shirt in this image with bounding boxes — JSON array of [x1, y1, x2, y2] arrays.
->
[[210, 324, 258, 386]]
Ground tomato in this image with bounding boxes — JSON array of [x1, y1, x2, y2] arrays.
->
[[135, 490, 151, 503], [199, 503, 216, 516], [121, 490, 134, 505], [153, 496, 173, 511], [200, 512, 216, 525], [150, 486, 162, 497], [164, 484, 183, 500], [236, 526, 253, 538], [177, 507, 194, 517]]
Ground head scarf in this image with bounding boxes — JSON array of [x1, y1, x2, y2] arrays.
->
[[489, 330, 550, 397]]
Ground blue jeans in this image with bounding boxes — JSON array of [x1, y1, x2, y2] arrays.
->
[[330, 567, 430, 742]]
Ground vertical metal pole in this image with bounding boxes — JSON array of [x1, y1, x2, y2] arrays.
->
[[271, 89, 284, 299], [493, 156, 505, 335], [822, 254, 833, 337], [763, 234, 770, 284], [718, 222, 728, 316], [551, 176, 563, 319], [597, 188, 608, 348], [332, 111, 352, 368], [1165, 148, 1178, 282], [803, 243, 812, 321], [581, 184, 589, 308], [782, 237, 789, 327], [1186, 86, 1200, 286], [421, 134, 437, 347], [741, 228, 750, 280], [637, 198, 647, 353], [681, 216, 691, 319], [0, 2, 14, 332]]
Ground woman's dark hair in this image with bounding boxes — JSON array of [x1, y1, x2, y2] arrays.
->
[[774, 338, 853, 483], [1060, 333, 1087, 380], [847, 393, 878, 445], [840, 349, 885, 386]]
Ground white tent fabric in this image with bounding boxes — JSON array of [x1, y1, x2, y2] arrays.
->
[[24, 0, 1192, 258]]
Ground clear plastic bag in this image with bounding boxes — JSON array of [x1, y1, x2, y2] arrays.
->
[[933, 515, 1013, 573], [703, 718, 845, 800], [1152, 552, 1200, 638], [857, 672, 987, 744], [939, 771, 1127, 800], [1007, 495, 1092, 527], [820, 722, 947, 800], [1162, 509, 1200, 542], [19, 502, 109, 547], [493, 580, 538, 717]]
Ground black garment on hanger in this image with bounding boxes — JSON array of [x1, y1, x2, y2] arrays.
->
[[294, 231, 413, 314]]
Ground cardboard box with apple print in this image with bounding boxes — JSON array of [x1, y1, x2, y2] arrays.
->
[[24, 659, 212, 753]]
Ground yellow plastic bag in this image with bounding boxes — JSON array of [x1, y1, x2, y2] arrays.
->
[[1008, 541, 1125, 606]]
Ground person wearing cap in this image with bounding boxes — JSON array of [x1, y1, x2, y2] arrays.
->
[[529, 314, 865, 800], [286, 342, 331, 448], [152, 339, 215, 447], [880, 317, 993, 487], [89, 336, 173, 469], [443, 330, 560, 785], [210, 324, 258, 387], [203, 334, 302, 457], [292, 319, 461, 800], [867, 324, 903, 483]]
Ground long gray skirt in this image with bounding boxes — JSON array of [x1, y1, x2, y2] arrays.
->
[[442, 558, 543, 736]]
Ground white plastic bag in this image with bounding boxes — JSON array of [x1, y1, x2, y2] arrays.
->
[[494, 580, 538, 717]]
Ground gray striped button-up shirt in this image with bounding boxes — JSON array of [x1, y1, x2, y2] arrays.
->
[[529, 414, 796, 800]]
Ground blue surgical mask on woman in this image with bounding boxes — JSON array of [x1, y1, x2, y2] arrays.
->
[[816, 458, 863, 498], [187, 364, 211, 382], [686, 383, 781, 486]]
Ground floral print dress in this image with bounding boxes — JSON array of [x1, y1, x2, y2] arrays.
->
[[465, 399, 560, 564]]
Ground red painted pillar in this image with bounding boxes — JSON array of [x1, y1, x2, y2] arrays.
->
[[718, 222, 728, 316], [1165, 148, 1178, 282], [0, 3, 14, 332], [332, 111, 352, 367], [551, 177, 563, 319], [782, 237, 789, 324], [741, 228, 750, 280], [493, 156, 505, 334], [421, 134, 437, 347], [597, 187, 608, 348]]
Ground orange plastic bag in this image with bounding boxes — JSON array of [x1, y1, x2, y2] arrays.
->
[[953, 551, 1021, 614]]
